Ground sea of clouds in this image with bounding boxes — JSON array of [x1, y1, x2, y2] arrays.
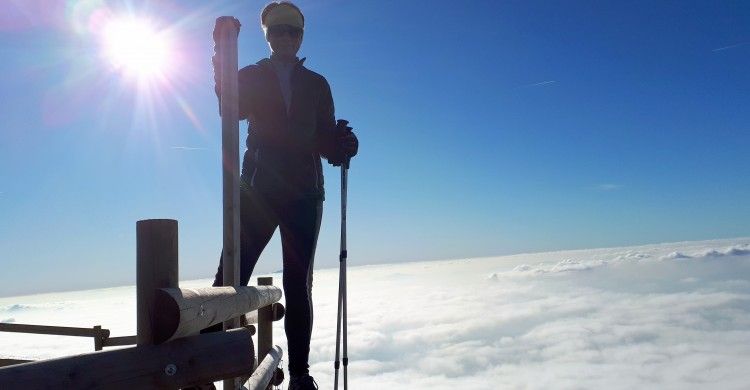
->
[[2, 237, 750, 389]]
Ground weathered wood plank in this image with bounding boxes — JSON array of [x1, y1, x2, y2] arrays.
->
[[0, 328, 254, 389]]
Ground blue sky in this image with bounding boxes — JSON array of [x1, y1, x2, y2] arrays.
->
[[1, 0, 748, 296]]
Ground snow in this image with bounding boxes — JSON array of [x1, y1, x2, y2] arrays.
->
[[2, 237, 750, 389]]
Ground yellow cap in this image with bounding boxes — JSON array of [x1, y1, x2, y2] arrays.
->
[[263, 4, 304, 29]]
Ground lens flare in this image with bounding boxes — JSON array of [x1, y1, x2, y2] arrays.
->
[[102, 17, 170, 79]]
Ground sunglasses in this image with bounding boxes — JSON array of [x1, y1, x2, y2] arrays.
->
[[267, 25, 303, 39]]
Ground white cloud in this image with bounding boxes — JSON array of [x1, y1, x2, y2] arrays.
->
[[696, 245, 750, 258], [661, 251, 691, 260], [1, 238, 750, 389]]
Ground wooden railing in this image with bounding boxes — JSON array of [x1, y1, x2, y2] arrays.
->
[[0, 322, 136, 368], [0, 219, 286, 389], [0, 17, 281, 390], [0, 323, 111, 350]]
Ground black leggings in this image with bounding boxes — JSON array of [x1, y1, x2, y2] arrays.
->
[[212, 184, 322, 377]]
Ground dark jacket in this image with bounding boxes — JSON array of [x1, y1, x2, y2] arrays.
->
[[232, 57, 337, 200]]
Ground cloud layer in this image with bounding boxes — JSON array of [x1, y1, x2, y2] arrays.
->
[[1, 238, 750, 389]]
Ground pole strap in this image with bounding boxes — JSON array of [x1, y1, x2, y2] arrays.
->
[[339, 250, 347, 262]]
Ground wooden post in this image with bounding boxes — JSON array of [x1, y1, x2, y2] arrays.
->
[[257, 277, 274, 368], [216, 16, 242, 390], [136, 219, 178, 346], [93, 325, 104, 351], [217, 16, 241, 305]]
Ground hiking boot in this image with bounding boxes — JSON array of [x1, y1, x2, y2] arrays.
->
[[288, 374, 318, 390]]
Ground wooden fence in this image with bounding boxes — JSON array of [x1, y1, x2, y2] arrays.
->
[[0, 219, 285, 389], [0, 16, 280, 390]]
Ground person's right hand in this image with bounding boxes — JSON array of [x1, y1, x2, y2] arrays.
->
[[212, 53, 220, 89], [212, 17, 241, 89]]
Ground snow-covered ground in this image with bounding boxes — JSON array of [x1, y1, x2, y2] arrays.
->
[[2, 238, 750, 389]]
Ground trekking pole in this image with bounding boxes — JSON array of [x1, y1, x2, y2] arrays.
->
[[342, 160, 349, 390], [334, 123, 350, 390]]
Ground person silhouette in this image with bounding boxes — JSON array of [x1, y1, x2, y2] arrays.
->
[[210, 2, 358, 389]]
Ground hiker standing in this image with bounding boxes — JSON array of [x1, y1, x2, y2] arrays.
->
[[211, 2, 358, 389]]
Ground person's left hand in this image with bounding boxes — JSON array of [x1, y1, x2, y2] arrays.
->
[[336, 119, 358, 156], [329, 119, 358, 167]]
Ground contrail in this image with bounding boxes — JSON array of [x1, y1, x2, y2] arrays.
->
[[712, 42, 748, 52], [170, 146, 206, 151], [525, 80, 557, 87], [595, 184, 623, 191]]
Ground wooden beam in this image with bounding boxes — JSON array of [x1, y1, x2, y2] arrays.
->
[[136, 219, 179, 346], [0, 328, 255, 389], [243, 302, 285, 324], [245, 345, 283, 390], [0, 323, 109, 339], [103, 335, 137, 348], [0, 359, 32, 368], [257, 277, 274, 367], [153, 285, 282, 344]]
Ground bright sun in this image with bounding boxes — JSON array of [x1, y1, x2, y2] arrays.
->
[[103, 17, 170, 79]]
